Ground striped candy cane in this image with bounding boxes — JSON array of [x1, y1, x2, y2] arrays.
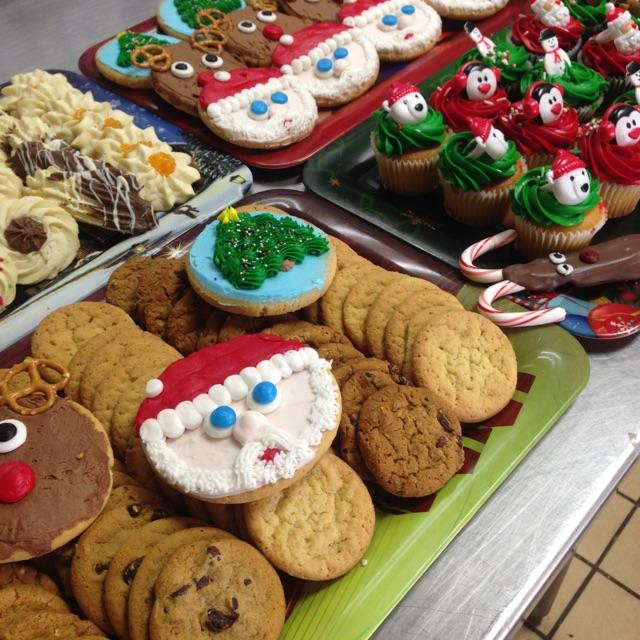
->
[[459, 229, 518, 284], [478, 280, 566, 328]]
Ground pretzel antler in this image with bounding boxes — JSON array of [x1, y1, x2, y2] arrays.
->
[[195, 8, 233, 31], [249, 0, 278, 11], [191, 27, 227, 54], [131, 44, 172, 72], [0, 358, 69, 416]]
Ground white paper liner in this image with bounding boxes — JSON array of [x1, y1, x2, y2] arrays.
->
[[599, 182, 640, 218]]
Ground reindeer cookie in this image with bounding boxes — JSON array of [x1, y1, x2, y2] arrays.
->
[[0, 358, 112, 563], [278, 0, 340, 22], [156, 0, 243, 40]]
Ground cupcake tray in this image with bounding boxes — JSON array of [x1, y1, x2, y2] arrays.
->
[[0, 188, 589, 640], [0, 69, 253, 352], [76, 1, 530, 169]]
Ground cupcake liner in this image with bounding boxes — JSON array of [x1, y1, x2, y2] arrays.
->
[[600, 182, 640, 218], [576, 96, 603, 124], [526, 152, 555, 169], [602, 75, 628, 109], [513, 204, 607, 259], [373, 136, 441, 197]]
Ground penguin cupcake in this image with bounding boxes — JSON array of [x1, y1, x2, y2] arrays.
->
[[438, 117, 526, 227], [372, 82, 447, 196], [618, 60, 640, 105], [498, 81, 579, 168], [521, 29, 607, 122], [578, 102, 640, 217], [508, 150, 607, 259], [429, 60, 510, 132]]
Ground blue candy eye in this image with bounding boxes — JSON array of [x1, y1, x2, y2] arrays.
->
[[204, 406, 236, 439], [382, 15, 398, 26], [334, 47, 348, 59], [249, 100, 269, 120], [317, 59, 332, 72], [252, 381, 277, 405], [401, 5, 415, 14], [271, 91, 288, 104]]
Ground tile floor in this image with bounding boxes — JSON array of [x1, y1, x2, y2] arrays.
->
[[514, 459, 640, 640]]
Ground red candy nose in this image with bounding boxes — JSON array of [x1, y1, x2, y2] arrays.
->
[[551, 103, 562, 115], [630, 128, 640, 139], [478, 82, 491, 94], [263, 24, 284, 41], [0, 461, 36, 503]]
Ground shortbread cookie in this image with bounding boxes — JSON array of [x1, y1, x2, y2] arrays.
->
[[128, 527, 233, 640], [71, 504, 171, 633], [31, 302, 135, 379], [332, 356, 391, 387], [0, 565, 59, 595], [244, 454, 375, 580], [425, 0, 508, 20], [358, 385, 464, 496], [150, 539, 285, 640], [164, 288, 209, 355], [411, 311, 517, 423], [0, 611, 103, 640], [0, 585, 68, 630], [105, 257, 152, 320]]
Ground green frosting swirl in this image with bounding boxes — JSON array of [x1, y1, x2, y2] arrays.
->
[[564, 0, 606, 28], [214, 212, 330, 290], [174, 0, 241, 29], [116, 32, 171, 67], [511, 166, 601, 227], [461, 35, 530, 85], [373, 107, 445, 156], [438, 131, 520, 191], [520, 61, 607, 107]]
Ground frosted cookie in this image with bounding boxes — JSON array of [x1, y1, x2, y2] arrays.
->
[[95, 30, 181, 88], [198, 68, 318, 149], [186, 207, 335, 316], [0, 358, 113, 563], [425, 0, 508, 20], [0, 251, 17, 314], [0, 196, 79, 285], [278, 0, 340, 22], [156, 0, 243, 40], [136, 334, 341, 503], [339, 0, 442, 62]]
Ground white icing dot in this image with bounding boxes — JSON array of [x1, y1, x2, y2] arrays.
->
[[285, 350, 305, 372], [257, 360, 282, 384], [175, 401, 202, 430], [360, 558, 368, 567], [139, 419, 163, 443], [224, 374, 249, 401], [194, 393, 217, 417], [280, 34, 294, 45], [208, 384, 231, 406], [270, 354, 292, 378], [214, 70, 231, 82], [240, 367, 262, 389], [157, 409, 185, 439], [233, 410, 268, 445], [301, 347, 320, 366], [145, 378, 163, 398], [291, 59, 302, 74]]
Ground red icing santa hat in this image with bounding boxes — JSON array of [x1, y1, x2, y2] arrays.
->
[[135, 334, 305, 430], [199, 67, 283, 109], [468, 117, 492, 143], [271, 22, 350, 68], [605, 2, 630, 26], [549, 150, 585, 179], [385, 82, 420, 107]]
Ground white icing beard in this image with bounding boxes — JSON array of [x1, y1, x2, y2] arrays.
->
[[203, 76, 317, 145], [615, 28, 640, 54], [343, 0, 442, 58], [280, 30, 379, 103], [140, 354, 340, 499]]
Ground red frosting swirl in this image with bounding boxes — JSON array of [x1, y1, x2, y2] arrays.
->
[[498, 102, 579, 156], [511, 14, 583, 55], [580, 39, 640, 76], [429, 81, 510, 132], [578, 128, 640, 185]]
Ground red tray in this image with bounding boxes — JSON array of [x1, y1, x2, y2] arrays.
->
[[77, 1, 527, 169]]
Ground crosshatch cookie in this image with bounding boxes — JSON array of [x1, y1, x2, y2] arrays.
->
[[31, 302, 135, 380], [0, 564, 60, 595], [411, 310, 518, 423], [136, 334, 341, 504], [127, 526, 233, 640], [150, 539, 285, 640], [105, 257, 153, 320], [70, 503, 171, 633], [0, 610, 103, 640], [358, 385, 464, 497], [244, 453, 375, 580], [187, 207, 336, 316], [0, 584, 69, 630]]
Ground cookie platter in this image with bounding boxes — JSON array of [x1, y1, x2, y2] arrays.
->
[[0, 70, 252, 351], [77, 1, 528, 168], [0, 189, 589, 640]]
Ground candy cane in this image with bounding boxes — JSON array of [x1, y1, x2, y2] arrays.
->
[[458, 229, 518, 284], [478, 280, 567, 328]]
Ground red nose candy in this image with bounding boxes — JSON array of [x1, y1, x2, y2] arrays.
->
[[630, 128, 640, 140], [579, 250, 600, 264], [0, 462, 36, 503], [263, 24, 284, 42], [551, 103, 562, 115], [478, 82, 491, 94]]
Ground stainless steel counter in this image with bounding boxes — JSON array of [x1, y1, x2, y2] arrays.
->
[[1, 1, 638, 638]]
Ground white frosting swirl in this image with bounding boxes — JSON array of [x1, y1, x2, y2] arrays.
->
[[0, 249, 18, 313], [0, 164, 22, 199]]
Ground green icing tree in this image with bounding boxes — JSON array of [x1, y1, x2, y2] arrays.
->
[[214, 212, 330, 290], [174, 0, 242, 29], [116, 32, 171, 67]]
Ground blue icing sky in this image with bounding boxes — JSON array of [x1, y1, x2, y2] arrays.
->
[[189, 211, 332, 304]]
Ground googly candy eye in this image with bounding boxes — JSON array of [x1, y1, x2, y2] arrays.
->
[[315, 58, 333, 79], [201, 53, 223, 69], [238, 20, 257, 33], [0, 419, 27, 454], [379, 14, 399, 31], [204, 406, 236, 439], [257, 10, 277, 23], [170, 61, 194, 78], [247, 381, 280, 414], [556, 263, 574, 276], [249, 100, 270, 121], [548, 252, 566, 264]]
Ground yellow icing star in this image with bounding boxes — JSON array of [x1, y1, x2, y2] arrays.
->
[[218, 207, 240, 224]]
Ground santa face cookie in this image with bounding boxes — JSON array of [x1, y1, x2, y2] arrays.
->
[[198, 67, 317, 148], [339, 0, 442, 62], [0, 358, 112, 562], [272, 22, 379, 107], [136, 334, 341, 504], [149, 39, 245, 115]]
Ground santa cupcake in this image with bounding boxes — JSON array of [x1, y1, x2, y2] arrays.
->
[[429, 60, 510, 132], [498, 81, 579, 168], [578, 102, 640, 217], [372, 82, 447, 195]]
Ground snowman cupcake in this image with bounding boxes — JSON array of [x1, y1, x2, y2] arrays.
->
[[438, 118, 526, 227], [521, 29, 606, 122], [372, 82, 447, 196], [509, 150, 607, 259], [498, 81, 579, 168], [615, 60, 640, 106], [429, 60, 510, 132], [578, 102, 640, 217]]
